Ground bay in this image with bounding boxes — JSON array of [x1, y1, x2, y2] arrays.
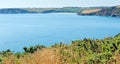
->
[[0, 13, 120, 52]]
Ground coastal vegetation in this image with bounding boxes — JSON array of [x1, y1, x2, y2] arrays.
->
[[0, 33, 120, 64]]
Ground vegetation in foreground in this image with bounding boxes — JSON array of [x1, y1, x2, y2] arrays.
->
[[1, 33, 120, 64]]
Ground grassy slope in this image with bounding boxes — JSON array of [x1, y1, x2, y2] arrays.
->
[[1, 33, 120, 64], [2, 48, 61, 64], [0, 7, 82, 14], [81, 8, 101, 14], [22, 7, 82, 13]]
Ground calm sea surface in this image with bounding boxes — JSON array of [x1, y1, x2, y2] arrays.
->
[[0, 13, 120, 52]]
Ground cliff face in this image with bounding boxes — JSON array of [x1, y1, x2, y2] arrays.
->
[[78, 6, 120, 17]]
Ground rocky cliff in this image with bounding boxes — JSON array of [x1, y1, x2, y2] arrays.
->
[[78, 6, 120, 17]]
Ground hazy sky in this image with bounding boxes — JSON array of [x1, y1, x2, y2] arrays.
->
[[0, 0, 120, 8]]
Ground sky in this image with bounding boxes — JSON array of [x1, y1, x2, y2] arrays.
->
[[0, 0, 120, 8]]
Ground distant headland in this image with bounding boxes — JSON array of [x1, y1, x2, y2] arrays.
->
[[0, 5, 120, 17], [77, 5, 120, 17]]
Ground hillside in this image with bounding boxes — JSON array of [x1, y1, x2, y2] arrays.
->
[[0, 8, 35, 14], [0, 7, 82, 14], [78, 5, 120, 17], [1, 33, 120, 64]]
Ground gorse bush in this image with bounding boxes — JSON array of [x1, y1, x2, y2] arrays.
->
[[54, 33, 120, 64], [23, 45, 46, 53], [1, 33, 120, 64]]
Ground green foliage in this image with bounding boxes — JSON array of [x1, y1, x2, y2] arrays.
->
[[14, 52, 23, 58], [23, 45, 46, 53], [0, 49, 13, 57], [0, 58, 1, 62], [54, 33, 120, 64], [1, 34, 120, 64]]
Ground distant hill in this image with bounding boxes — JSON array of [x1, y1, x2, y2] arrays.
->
[[77, 5, 120, 17], [0, 6, 120, 17], [0, 7, 82, 14], [0, 8, 35, 14]]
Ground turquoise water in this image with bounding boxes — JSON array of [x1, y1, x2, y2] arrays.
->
[[0, 13, 120, 52]]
